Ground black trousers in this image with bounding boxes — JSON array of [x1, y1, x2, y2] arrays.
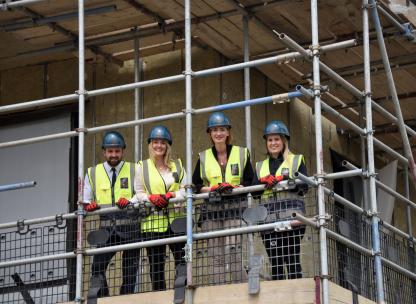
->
[[142, 228, 186, 291], [91, 230, 140, 297], [261, 228, 305, 280]]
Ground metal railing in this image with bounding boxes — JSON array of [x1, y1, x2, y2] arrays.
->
[[0, 184, 415, 303], [0, 0, 415, 303]]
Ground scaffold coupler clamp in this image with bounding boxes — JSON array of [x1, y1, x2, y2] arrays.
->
[[274, 220, 292, 232], [309, 44, 321, 58], [363, 1, 377, 10], [248, 254, 264, 295], [0, 0, 9, 11], [313, 173, 326, 185], [17, 219, 29, 235], [182, 69, 195, 78], [402, 23, 416, 42], [55, 214, 67, 229], [75, 89, 89, 97]]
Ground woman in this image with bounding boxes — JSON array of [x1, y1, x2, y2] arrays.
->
[[255, 120, 307, 280], [133, 125, 186, 291], [192, 111, 254, 284]]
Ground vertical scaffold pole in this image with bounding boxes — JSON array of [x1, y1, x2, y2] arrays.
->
[[369, 0, 416, 191], [310, 1, 329, 303], [243, 16, 252, 153], [184, 0, 194, 303], [75, 0, 86, 302], [134, 35, 143, 162], [242, 14, 254, 277], [363, 1, 385, 302]]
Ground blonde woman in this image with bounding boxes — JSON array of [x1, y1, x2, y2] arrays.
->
[[255, 120, 307, 280], [132, 125, 186, 291]]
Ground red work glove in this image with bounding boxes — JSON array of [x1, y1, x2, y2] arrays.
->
[[84, 201, 100, 212], [148, 194, 169, 209], [259, 175, 279, 190], [162, 192, 175, 201], [116, 197, 131, 209], [210, 182, 236, 194]]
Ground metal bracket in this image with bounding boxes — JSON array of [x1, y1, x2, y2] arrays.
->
[[248, 255, 263, 295], [361, 90, 372, 98], [363, 2, 377, 9], [55, 214, 67, 229], [17, 220, 30, 235], [182, 70, 195, 77], [75, 127, 88, 133], [75, 89, 89, 96], [309, 44, 321, 57], [184, 244, 192, 263], [371, 249, 382, 257], [76, 207, 87, 217], [0, 0, 11, 11], [274, 221, 292, 232], [182, 108, 195, 115]]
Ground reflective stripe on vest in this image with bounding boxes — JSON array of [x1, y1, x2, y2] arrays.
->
[[87, 162, 135, 207], [256, 154, 303, 197], [140, 158, 185, 233], [199, 146, 248, 186]]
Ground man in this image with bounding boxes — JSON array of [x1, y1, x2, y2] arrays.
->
[[83, 131, 139, 297]]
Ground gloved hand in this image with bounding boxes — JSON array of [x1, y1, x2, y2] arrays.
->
[[84, 201, 100, 212], [210, 182, 236, 194], [259, 175, 279, 189], [148, 194, 169, 209], [275, 174, 289, 183], [162, 192, 175, 201], [116, 197, 131, 209]]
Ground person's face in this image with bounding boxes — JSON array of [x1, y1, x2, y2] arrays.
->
[[209, 126, 230, 145], [103, 147, 124, 167], [151, 139, 168, 158], [266, 134, 284, 157]]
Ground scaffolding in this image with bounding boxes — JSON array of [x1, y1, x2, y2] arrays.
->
[[0, 0, 416, 304]]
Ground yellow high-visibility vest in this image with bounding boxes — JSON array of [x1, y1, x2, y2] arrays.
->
[[255, 153, 304, 197], [199, 146, 248, 186], [139, 158, 184, 233], [87, 162, 135, 207]]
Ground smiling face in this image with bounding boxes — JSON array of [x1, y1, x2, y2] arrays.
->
[[150, 139, 168, 158], [103, 147, 124, 167], [266, 134, 285, 158], [209, 126, 230, 145]]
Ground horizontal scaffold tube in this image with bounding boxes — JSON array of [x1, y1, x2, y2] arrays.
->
[[0, 40, 356, 115], [0, 0, 44, 10], [0, 218, 304, 268], [0, 91, 304, 149], [0, 181, 302, 230], [0, 181, 36, 192]]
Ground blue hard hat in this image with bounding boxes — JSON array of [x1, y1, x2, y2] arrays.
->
[[263, 120, 290, 140], [206, 112, 231, 132], [148, 125, 172, 145], [102, 131, 126, 149]]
